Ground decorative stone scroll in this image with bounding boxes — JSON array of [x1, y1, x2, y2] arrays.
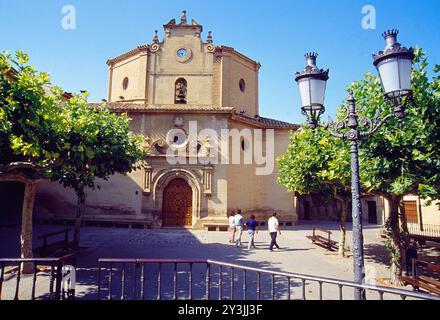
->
[[151, 43, 160, 53]]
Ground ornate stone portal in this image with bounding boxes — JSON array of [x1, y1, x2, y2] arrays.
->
[[149, 168, 202, 228]]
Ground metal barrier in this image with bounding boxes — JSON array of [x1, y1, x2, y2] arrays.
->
[[97, 258, 440, 301], [408, 223, 440, 239], [0, 254, 76, 300]]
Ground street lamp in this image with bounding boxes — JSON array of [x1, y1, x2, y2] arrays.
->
[[373, 29, 415, 124], [295, 52, 329, 129], [294, 30, 414, 300]]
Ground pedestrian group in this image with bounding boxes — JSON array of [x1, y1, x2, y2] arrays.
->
[[228, 210, 281, 251]]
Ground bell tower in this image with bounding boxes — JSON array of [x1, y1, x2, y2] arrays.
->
[[146, 10, 216, 106], [106, 10, 260, 114]]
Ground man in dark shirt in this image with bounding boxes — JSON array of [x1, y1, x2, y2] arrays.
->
[[246, 215, 259, 250]]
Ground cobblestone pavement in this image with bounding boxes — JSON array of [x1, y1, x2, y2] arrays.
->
[[1, 221, 439, 300]]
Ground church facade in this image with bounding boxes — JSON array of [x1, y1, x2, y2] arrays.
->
[[35, 12, 299, 229]]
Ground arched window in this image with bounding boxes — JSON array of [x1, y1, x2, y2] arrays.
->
[[239, 79, 246, 92], [122, 77, 129, 90], [175, 78, 187, 104]]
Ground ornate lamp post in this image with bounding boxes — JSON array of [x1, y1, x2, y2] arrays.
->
[[294, 30, 414, 300]]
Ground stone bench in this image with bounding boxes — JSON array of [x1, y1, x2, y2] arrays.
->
[[203, 223, 229, 232], [37, 216, 152, 230]]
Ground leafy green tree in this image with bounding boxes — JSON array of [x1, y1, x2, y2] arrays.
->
[[278, 127, 352, 256], [1, 51, 146, 269], [0, 51, 69, 271], [350, 48, 440, 283], [50, 97, 146, 247], [279, 49, 439, 283]]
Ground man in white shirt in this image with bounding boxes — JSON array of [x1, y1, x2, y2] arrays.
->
[[228, 211, 236, 243], [268, 212, 281, 251], [234, 209, 244, 247]]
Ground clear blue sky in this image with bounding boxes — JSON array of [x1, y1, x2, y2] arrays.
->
[[1, 0, 439, 124]]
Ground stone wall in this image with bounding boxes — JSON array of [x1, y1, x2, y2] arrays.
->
[[220, 51, 259, 116]]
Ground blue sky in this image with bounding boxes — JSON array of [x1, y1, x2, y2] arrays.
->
[[1, 0, 439, 124]]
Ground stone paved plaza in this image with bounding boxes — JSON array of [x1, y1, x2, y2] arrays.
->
[[1, 221, 439, 300]]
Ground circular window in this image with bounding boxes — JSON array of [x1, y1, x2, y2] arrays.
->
[[239, 79, 246, 92], [177, 48, 187, 58], [122, 77, 129, 90], [167, 129, 188, 149]]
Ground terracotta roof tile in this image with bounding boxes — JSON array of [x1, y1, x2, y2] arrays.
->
[[232, 113, 299, 130]]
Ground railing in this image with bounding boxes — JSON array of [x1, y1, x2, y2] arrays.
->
[[407, 223, 440, 239], [36, 228, 71, 257], [97, 258, 440, 301], [0, 254, 76, 300]]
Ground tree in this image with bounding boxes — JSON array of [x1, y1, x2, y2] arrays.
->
[[50, 97, 146, 247], [0, 51, 71, 271], [278, 49, 439, 281], [350, 48, 440, 283], [277, 127, 352, 257], [1, 51, 146, 270]]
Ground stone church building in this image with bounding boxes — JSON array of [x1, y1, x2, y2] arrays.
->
[[34, 12, 299, 229]]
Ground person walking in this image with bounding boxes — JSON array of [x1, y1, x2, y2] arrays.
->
[[268, 212, 281, 251], [234, 209, 244, 247], [246, 215, 258, 250], [228, 211, 236, 243]]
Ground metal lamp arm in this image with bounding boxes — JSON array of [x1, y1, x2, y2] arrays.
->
[[321, 112, 350, 140], [320, 102, 394, 141], [360, 113, 393, 138], [321, 122, 345, 139]]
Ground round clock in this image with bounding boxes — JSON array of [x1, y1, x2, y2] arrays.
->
[[176, 48, 192, 63]]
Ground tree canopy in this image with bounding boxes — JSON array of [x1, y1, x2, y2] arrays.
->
[[1, 51, 146, 261], [50, 95, 145, 200], [0, 51, 68, 178], [277, 127, 351, 198], [1, 50, 145, 192], [353, 48, 440, 203]]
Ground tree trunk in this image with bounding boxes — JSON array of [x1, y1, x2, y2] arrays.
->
[[20, 181, 36, 274], [387, 196, 404, 285], [338, 199, 349, 257], [73, 192, 86, 248], [398, 201, 410, 276]]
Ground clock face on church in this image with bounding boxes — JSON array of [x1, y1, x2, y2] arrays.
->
[[177, 48, 187, 58], [176, 48, 192, 63]]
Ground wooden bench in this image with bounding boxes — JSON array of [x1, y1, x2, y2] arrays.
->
[[306, 227, 338, 251], [409, 234, 440, 245], [400, 259, 440, 295], [203, 223, 229, 232], [35, 228, 73, 257]]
